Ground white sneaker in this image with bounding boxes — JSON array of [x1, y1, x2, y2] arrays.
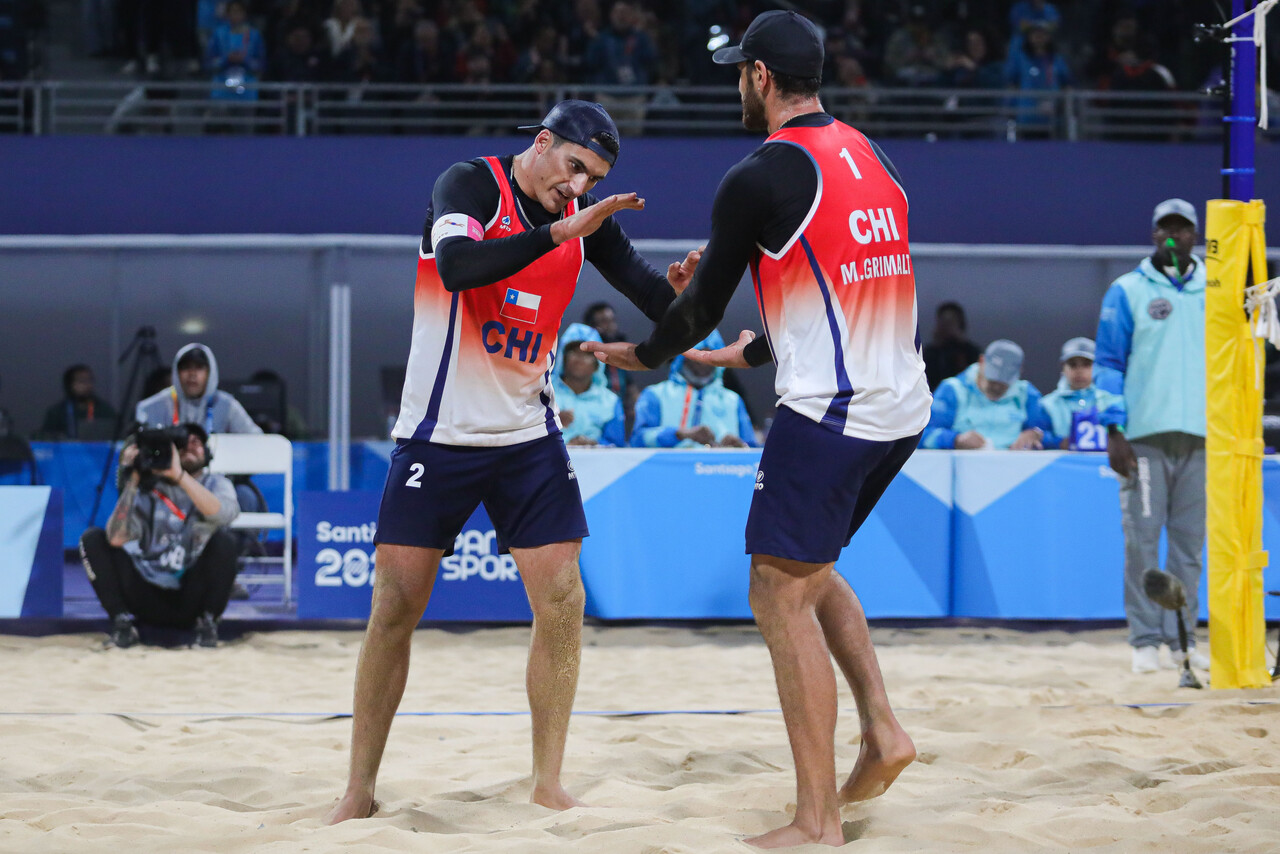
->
[[1132, 646, 1160, 673], [1171, 648, 1211, 670]]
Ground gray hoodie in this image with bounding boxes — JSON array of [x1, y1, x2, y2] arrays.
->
[[134, 343, 262, 433]]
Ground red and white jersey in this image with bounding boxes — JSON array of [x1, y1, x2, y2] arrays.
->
[[753, 121, 931, 441], [391, 157, 583, 446]]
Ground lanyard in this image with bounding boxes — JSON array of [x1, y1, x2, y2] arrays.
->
[[679, 385, 700, 430], [152, 487, 187, 522], [172, 387, 215, 431]]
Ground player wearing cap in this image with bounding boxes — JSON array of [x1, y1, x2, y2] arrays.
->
[[1094, 199, 1208, 674], [326, 100, 702, 824], [1029, 337, 1126, 450], [585, 11, 928, 847], [921, 338, 1047, 450]]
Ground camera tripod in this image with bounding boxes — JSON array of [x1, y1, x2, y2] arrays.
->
[[89, 326, 166, 526]]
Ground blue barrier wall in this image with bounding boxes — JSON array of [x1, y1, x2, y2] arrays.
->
[[5, 137, 1277, 244]]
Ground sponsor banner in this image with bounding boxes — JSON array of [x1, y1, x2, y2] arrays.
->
[[0, 487, 63, 618], [296, 490, 532, 621]]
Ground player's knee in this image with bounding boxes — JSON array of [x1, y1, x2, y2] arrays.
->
[[532, 564, 585, 616]]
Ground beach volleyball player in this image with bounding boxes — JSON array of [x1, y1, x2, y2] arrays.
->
[[326, 100, 701, 823], [585, 12, 929, 848]]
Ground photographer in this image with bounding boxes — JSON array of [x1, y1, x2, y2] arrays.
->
[[79, 423, 240, 648]]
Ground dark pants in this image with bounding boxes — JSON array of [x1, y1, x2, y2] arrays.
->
[[79, 527, 239, 628]]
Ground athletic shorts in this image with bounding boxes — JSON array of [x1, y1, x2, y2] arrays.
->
[[745, 405, 921, 564], [374, 433, 589, 553]]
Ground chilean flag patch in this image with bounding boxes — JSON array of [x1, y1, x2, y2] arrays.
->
[[501, 288, 541, 325]]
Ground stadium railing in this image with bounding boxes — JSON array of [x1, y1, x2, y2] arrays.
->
[[0, 81, 1224, 141]]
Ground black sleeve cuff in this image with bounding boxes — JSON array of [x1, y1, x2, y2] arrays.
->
[[634, 341, 662, 370], [743, 335, 773, 367]]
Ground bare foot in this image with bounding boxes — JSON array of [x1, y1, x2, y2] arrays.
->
[[530, 784, 586, 810], [746, 820, 844, 849], [325, 792, 379, 825], [838, 727, 916, 803]]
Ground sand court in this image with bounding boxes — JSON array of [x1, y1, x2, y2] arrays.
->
[[2, 624, 1279, 852]]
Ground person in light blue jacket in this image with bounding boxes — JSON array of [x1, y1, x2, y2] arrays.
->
[[1095, 198, 1208, 674], [1031, 337, 1126, 450], [630, 330, 757, 448], [921, 339, 1046, 450], [552, 323, 626, 447]]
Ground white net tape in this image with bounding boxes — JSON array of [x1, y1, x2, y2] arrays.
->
[[1245, 276, 1280, 347], [1225, 0, 1279, 129]]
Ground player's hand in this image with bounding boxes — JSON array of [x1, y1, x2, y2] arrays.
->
[[567, 435, 597, 447], [559, 409, 575, 427], [683, 330, 755, 370], [717, 434, 748, 448], [580, 341, 646, 372], [678, 425, 717, 446], [551, 193, 645, 245], [1108, 431, 1136, 478], [667, 245, 705, 294], [1010, 428, 1044, 450], [954, 430, 987, 450]]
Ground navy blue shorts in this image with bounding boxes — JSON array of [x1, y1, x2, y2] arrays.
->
[[745, 406, 921, 565], [375, 433, 588, 553]]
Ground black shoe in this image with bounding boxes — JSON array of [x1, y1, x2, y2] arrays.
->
[[110, 613, 139, 648], [194, 612, 219, 648]]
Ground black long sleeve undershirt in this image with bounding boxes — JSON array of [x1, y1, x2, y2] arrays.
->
[[425, 156, 676, 323], [633, 113, 904, 370]]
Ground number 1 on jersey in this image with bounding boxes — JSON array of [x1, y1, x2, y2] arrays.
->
[[839, 147, 863, 180]]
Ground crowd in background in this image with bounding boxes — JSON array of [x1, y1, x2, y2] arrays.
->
[[0, 0, 1244, 95]]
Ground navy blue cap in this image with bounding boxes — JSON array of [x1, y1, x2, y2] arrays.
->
[[712, 10, 824, 79], [517, 99, 620, 167]]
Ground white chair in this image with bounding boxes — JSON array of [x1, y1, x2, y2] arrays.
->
[[207, 433, 293, 605]]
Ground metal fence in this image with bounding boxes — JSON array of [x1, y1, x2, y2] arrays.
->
[[0, 81, 1230, 141]]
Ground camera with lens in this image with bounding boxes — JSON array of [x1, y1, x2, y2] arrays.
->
[[133, 426, 192, 474]]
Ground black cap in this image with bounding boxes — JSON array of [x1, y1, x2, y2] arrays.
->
[[712, 10, 824, 79], [517, 99, 620, 167]]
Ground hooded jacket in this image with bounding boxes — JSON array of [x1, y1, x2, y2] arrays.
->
[[921, 362, 1044, 449], [1094, 255, 1206, 441], [551, 323, 626, 447], [135, 343, 262, 434], [630, 330, 757, 448]]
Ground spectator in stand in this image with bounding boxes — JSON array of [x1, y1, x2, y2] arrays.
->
[[883, 4, 949, 87], [1008, 0, 1060, 53], [37, 364, 118, 440], [1005, 20, 1071, 132], [1030, 337, 1126, 450], [562, 0, 603, 82], [948, 27, 1004, 89], [326, 16, 390, 83], [119, 0, 199, 77], [453, 19, 515, 83], [381, 0, 423, 61], [512, 23, 562, 83], [822, 0, 882, 82], [206, 0, 266, 101], [585, 2, 656, 85], [1087, 10, 1137, 85], [396, 18, 451, 84], [553, 323, 626, 447], [323, 0, 363, 58], [1099, 33, 1176, 141], [584, 301, 634, 414], [923, 301, 981, 391], [271, 22, 324, 82], [630, 330, 756, 449], [921, 339, 1046, 450]]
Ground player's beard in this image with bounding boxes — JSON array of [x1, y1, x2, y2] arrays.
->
[[741, 84, 767, 132]]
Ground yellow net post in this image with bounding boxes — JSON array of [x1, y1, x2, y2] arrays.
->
[[1204, 198, 1271, 689]]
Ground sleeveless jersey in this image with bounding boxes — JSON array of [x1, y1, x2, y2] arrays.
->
[[391, 157, 585, 446], [752, 121, 931, 441]]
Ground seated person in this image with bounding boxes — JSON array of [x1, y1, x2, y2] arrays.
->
[[38, 364, 118, 439], [553, 323, 626, 447], [922, 339, 1045, 450], [1031, 337, 1126, 450], [630, 330, 757, 449], [79, 423, 241, 648]]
